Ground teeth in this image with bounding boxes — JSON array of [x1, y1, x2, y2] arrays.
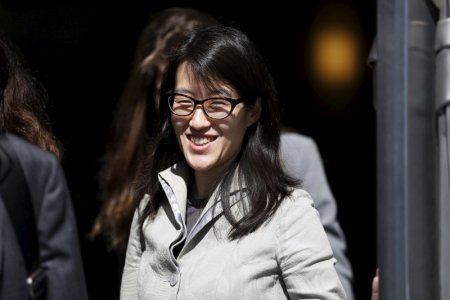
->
[[190, 136, 213, 145]]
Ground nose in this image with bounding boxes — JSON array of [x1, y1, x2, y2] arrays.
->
[[189, 106, 211, 129]]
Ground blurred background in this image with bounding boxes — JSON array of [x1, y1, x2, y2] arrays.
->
[[0, 0, 376, 299]]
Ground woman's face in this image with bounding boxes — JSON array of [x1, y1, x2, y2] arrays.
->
[[171, 62, 260, 177]]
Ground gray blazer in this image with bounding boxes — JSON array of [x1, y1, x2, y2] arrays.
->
[[121, 162, 345, 299], [280, 132, 354, 300], [0, 133, 88, 300]]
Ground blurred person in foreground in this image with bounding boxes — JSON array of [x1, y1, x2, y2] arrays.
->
[[0, 36, 88, 300]]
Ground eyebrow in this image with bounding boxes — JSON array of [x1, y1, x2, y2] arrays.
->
[[173, 88, 193, 95], [173, 87, 234, 98]]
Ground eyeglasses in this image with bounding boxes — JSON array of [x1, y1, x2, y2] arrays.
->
[[168, 93, 246, 119]]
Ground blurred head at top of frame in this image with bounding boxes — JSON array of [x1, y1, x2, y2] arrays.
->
[[0, 37, 61, 157], [134, 7, 218, 106]]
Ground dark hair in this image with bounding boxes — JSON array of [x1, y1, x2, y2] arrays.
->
[[91, 7, 218, 251], [139, 25, 298, 239], [0, 37, 61, 158]]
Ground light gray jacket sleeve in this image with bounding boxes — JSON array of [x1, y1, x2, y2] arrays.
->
[[121, 195, 149, 300], [277, 190, 346, 299], [280, 132, 354, 300]]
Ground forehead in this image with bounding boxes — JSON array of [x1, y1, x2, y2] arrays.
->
[[174, 61, 236, 97]]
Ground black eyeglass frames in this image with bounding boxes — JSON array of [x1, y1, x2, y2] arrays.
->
[[168, 93, 246, 119]]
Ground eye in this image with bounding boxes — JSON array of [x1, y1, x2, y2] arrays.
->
[[173, 95, 193, 106], [207, 99, 230, 109]]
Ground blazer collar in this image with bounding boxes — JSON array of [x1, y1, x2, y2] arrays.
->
[[158, 162, 247, 245], [158, 162, 190, 225], [158, 162, 246, 215]]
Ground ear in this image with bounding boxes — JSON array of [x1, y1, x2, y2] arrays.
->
[[245, 97, 262, 127]]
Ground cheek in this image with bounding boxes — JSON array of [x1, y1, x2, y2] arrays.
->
[[221, 121, 249, 146], [171, 116, 186, 134]]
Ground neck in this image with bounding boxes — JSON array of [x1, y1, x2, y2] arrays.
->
[[192, 173, 219, 199], [191, 164, 231, 199]]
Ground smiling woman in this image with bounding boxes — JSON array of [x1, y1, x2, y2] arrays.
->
[[120, 25, 346, 300], [170, 62, 261, 193]]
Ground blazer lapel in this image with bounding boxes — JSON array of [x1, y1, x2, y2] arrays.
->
[[0, 141, 13, 183], [158, 162, 248, 258]]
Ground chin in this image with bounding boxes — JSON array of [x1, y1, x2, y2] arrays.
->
[[185, 157, 214, 172], [188, 163, 213, 172]]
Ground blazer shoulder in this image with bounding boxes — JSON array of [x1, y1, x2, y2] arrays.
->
[[280, 132, 316, 149], [286, 188, 315, 207], [272, 188, 317, 225], [3, 133, 59, 168], [281, 133, 321, 160]]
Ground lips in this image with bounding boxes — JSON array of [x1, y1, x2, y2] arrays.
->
[[187, 134, 217, 145]]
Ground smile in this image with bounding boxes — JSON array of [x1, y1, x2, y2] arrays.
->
[[188, 135, 217, 145]]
